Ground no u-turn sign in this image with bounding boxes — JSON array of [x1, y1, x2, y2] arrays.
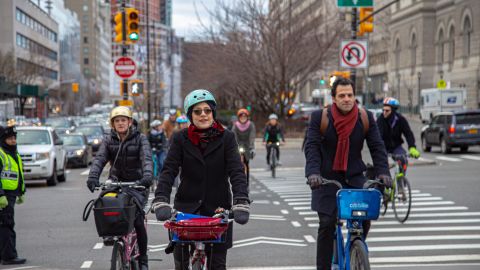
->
[[340, 40, 368, 68]]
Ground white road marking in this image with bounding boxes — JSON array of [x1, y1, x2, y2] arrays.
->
[[280, 209, 289, 215], [299, 211, 316, 216], [253, 200, 271, 204], [370, 243, 480, 252], [388, 206, 468, 212], [409, 201, 454, 206], [293, 206, 311, 210], [367, 234, 480, 243], [80, 261, 93, 268], [371, 254, 480, 263], [303, 235, 316, 243], [273, 201, 280, 205], [284, 198, 310, 202], [373, 218, 480, 225], [460, 155, 480, 161], [232, 236, 307, 248], [288, 202, 310, 206], [368, 226, 480, 233], [93, 242, 103, 249], [66, 170, 71, 174], [436, 156, 463, 162], [250, 214, 286, 221], [382, 211, 480, 218], [81, 169, 90, 175], [291, 221, 301, 227]]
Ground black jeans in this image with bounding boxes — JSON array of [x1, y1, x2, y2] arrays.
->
[[173, 243, 227, 270], [316, 212, 371, 270], [0, 196, 18, 261], [135, 211, 148, 258], [266, 144, 280, 165]]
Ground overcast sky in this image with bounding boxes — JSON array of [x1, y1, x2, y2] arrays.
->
[[172, 0, 217, 39]]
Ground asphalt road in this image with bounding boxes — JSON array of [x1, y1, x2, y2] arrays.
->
[[7, 119, 480, 270]]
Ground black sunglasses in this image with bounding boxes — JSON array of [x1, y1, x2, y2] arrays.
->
[[192, 108, 213, 116]]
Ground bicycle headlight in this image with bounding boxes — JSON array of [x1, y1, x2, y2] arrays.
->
[[36, 152, 50, 161], [352, 210, 367, 217], [239, 147, 245, 153], [276, 142, 280, 146], [93, 139, 100, 144]]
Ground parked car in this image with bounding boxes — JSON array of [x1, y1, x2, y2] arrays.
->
[[421, 110, 480, 154], [60, 133, 92, 168], [45, 117, 76, 134], [16, 126, 67, 186], [75, 124, 105, 154]]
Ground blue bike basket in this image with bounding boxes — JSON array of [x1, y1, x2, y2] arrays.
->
[[336, 189, 382, 220]]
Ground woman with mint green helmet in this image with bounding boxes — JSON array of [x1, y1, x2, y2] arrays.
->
[[153, 89, 250, 270]]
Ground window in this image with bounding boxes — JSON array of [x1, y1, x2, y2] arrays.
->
[[437, 29, 444, 65], [84, 37, 88, 43], [463, 16, 472, 58], [84, 58, 89, 65], [448, 25, 455, 64], [394, 38, 400, 72], [410, 33, 417, 74]]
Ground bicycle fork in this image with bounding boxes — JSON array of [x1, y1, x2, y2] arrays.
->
[[191, 242, 207, 268]]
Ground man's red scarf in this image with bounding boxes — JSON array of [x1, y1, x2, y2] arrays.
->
[[187, 120, 225, 146], [331, 103, 358, 172]]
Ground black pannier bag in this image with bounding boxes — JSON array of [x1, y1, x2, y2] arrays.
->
[[93, 191, 137, 237]]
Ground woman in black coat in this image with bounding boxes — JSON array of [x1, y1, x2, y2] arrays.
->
[[153, 89, 250, 270]]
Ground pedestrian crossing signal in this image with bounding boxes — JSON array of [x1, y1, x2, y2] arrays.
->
[[130, 79, 144, 96]]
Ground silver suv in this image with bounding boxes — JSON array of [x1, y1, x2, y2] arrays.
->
[[16, 126, 67, 186]]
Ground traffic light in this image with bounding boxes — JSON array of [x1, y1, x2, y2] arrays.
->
[[113, 12, 124, 44], [71, 82, 79, 93], [287, 107, 296, 117], [125, 8, 140, 43], [320, 77, 326, 85], [130, 79, 144, 96], [358, 7, 374, 36]]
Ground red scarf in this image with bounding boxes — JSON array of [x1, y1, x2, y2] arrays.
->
[[187, 121, 225, 146], [331, 103, 358, 172]]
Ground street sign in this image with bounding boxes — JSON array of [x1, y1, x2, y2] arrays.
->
[[337, 0, 374, 7], [437, 79, 447, 89], [114, 57, 136, 79], [117, 99, 133, 106], [340, 40, 368, 68]]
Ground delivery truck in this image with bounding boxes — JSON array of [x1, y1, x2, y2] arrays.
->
[[420, 88, 467, 123]]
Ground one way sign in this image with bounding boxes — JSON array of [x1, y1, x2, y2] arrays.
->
[[340, 40, 368, 68]]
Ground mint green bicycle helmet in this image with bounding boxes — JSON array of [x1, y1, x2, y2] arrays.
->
[[183, 89, 217, 113]]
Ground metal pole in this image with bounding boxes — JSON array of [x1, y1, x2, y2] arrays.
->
[[169, 30, 174, 108], [146, 0, 151, 125], [121, 0, 128, 102], [350, 8, 357, 86]]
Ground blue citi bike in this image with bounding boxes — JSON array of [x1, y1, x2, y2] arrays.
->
[[320, 179, 383, 270]]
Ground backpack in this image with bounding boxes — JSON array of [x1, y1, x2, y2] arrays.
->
[[320, 107, 369, 136]]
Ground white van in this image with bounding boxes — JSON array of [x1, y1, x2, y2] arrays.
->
[[420, 88, 467, 123]]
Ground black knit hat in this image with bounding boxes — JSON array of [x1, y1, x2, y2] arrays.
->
[[0, 126, 17, 141]]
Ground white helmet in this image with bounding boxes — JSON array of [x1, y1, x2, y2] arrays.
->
[[268, 113, 278, 120], [150, 120, 162, 128]]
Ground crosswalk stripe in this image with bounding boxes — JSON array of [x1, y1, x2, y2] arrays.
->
[[382, 211, 480, 218], [373, 218, 480, 225], [436, 156, 463, 162], [370, 254, 480, 263], [389, 206, 468, 212], [459, 155, 480, 161], [366, 234, 480, 242], [370, 243, 480, 252]]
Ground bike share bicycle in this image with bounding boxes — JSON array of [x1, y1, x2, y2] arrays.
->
[[160, 208, 231, 270], [267, 141, 280, 178], [380, 154, 413, 223], [83, 180, 147, 270], [317, 178, 384, 270], [238, 146, 250, 185]]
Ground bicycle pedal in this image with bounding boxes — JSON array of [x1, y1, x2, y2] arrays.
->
[[103, 237, 115, 246]]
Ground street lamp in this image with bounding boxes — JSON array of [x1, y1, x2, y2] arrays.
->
[[417, 71, 421, 115]]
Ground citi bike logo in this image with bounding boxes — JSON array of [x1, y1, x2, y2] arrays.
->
[[349, 202, 369, 209]]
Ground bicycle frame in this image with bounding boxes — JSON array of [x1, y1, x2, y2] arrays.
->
[[267, 142, 280, 178]]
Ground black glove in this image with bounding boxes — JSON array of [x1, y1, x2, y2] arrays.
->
[[232, 198, 250, 225], [137, 177, 151, 189], [152, 197, 172, 221], [378, 174, 393, 188], [306, 174, 325, 190], [87, 178, 100, 193]]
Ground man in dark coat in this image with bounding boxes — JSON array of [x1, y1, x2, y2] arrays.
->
[[153, 89, 249, 270], [87, 106, 152, 270], [0, 125, 26, 265], [304, 78, 392, 270]]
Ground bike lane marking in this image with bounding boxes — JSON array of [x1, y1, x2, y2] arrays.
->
[[92, 242, 103, 249], [80, 261, 92, 268]]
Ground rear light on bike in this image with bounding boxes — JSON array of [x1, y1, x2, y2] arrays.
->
[[103, 211, 121, 216], [448, 125, 455, 134]]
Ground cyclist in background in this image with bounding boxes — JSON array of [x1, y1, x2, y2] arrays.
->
[[376, 97, 420, 174], [87, 106, 152, 270], [148, 120, 167, 175], [175, 115, 189, 133], [263, 114, 285, 167], [163, 109, 178, 140], [232, 108, 256, 163], [152, 89, 250, 270]]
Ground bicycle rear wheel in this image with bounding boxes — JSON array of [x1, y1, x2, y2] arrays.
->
[[111, 241, 128, 270], [393, 177, 412, 223], [271, 148, 277, 178], [349, 239, 371, 270]]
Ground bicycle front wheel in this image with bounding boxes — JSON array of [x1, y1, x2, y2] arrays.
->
[[392, 177, 412, 223], [271, 148, 277, 178], [349, 239, 371, 270], [111, 241, 128, 270]]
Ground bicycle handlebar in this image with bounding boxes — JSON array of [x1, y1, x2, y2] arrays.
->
[[321, 179, 384, 190], [95, 179, 146, 191]]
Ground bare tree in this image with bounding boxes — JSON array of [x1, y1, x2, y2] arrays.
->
[[183, 0, 346, 116]]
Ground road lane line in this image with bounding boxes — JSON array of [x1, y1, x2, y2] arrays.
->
[[284, 198, 311, 202], [81, 169, 90, 175], [409, 201, 454, 206], [280, 209, 289, 214], [273, 201, 280, 205], [366, 234, 480, 242], [93, 242, 103, 249], [382, 211, 480, 218], [460, 155, 480, 161], [80, 261, 93, 268], [372, 218, 480, 225], [370, 254, 480, 263], [291, 221, 301, 227], [389, 206, 468, 212], [304, 235, 316, 243], [66, 170, 71, 174], [233, 240, 308, 248], [436, 156, 462, 162], [253, 200, 271, 204], [370, 243, 480, 252]]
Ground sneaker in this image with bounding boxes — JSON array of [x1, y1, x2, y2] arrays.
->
[[2, 258, 27, 265]]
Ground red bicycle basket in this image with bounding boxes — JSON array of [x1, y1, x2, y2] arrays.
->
[[164, 217, 228, 241]]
